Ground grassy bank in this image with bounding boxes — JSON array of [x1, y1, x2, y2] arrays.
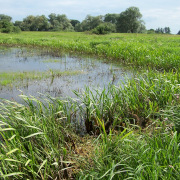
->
[[0, 32, 180, 71], [0, 32, 180, 179]]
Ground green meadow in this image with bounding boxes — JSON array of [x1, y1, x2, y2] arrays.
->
[[0, 32, 180, 179]]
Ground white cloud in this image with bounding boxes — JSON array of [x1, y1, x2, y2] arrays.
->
[[142, 7, 180, 33]]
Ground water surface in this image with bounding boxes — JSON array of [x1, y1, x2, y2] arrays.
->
[[0, 46, 132, 102]]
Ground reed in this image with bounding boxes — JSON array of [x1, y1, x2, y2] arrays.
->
[[0, 95, 79, 179]]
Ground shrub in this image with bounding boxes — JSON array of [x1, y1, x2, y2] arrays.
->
[[92, 23, 116, 35], [13, 26, 21, 33]]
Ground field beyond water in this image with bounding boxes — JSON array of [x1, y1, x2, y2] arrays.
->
[[0, 32, 180, 179]]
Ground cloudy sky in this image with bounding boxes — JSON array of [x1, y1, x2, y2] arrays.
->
[[1, 0, 180, 34]]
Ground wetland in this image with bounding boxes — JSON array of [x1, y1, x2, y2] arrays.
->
[[0, 46, 132, 102], [0, 32, 179, 180]]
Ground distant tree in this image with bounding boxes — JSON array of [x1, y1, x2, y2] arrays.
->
[[21, 15, 36, 31], [155, 27, 171, 34], [116, 6, 146, 33], [14, 21, 23, 27], [164, 27, 171, 34], [48, 13, 57, 29], [147, 29, 155, 34], [21, 15, 49, 31], [12, 26, 21, 33], [0, 14, 20, 33], [0, 20, 13, 33], [177, 30, 180, 35], [79, 15, 103, 31], [70, 19, 80, 28], [155, 28, 161, 34], [92, 22, 116, 34], [104, 13, 119, 24], [34, 15, 49, 31], [0, 14, 12, 22], [48, 13, 74, 31], [74, 23, 83, 32]]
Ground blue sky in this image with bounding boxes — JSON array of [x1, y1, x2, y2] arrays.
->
[[0, 0, 180, 34]]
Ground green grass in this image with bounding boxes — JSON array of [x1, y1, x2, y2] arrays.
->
[[78, 125, 180, 179], [0, 69, 84, 87], [0, 95, 74, 179], [0, 32, 180, 71], [0, 32, 180, 179], [42, 59, 62, 63]]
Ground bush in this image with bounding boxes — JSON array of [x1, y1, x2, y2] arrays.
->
[[13, 26, 21, 33], [0, 20, 13, 33], [92, 23, 116, 35], [0, 20, 21, 33]]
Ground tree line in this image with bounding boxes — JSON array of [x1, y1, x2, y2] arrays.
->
[[0, 6, 177, 34]]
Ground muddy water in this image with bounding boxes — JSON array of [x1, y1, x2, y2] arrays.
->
[[0, 46, 132, 102]]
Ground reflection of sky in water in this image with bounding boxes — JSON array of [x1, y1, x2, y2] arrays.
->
[[0, 47, 133, 102]]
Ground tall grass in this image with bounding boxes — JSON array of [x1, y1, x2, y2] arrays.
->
[[78, 123, 180, 179], [0, 95, 77, 179], [72, 71, 180, 134]]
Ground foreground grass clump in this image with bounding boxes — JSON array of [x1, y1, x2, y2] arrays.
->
[[0, 96, 80, 179], [78, 124, 180, 179], [72, 71, 180, 134]]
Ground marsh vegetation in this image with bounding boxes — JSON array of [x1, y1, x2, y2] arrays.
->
[[0, 32, 180, 179]]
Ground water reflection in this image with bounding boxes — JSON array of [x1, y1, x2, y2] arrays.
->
[[0, 46, 132, 102]]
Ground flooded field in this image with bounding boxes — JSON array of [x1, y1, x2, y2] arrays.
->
[[0, 46, 132, 102]]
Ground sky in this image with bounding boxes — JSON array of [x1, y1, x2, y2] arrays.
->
[[0, 0, 180, 34]]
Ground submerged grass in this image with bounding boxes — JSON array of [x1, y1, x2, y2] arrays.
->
[[42, 59, 62, 63], [0, 32, 180, 179], [0, 69, 84, 87]]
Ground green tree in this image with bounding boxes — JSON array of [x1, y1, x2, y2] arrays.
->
[[0, 14, 20, 33], [177, 30, 180, 35], [48, 13, 74, 31], [116, 6, 146, 33], [0, 14, 12, 22], [14, 21, 23, 28], [0, 20, 13, 33], [21, 15, 49, 31], [80, 15, 103, 31], [70, 19, 80, 28], [147, 29, 155, 34], [155, 27, 171, 34], [92, 22, 116, 34], [34, 15, 49, 31], [21, 15, 36, 31], [164, 27, 171, 34], [104, 13, 119, 24]]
